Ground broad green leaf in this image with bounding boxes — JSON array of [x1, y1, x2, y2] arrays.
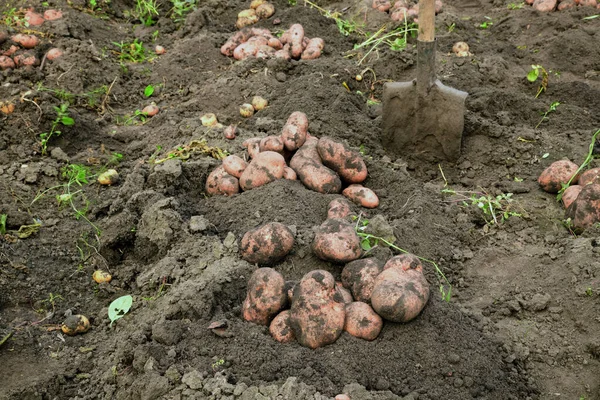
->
[[527, 68, 539, 82], [144, 85, 155, 97], [360, 239, 372, 251], [108, 295, 133, 326], [61, 116, 75, 126]]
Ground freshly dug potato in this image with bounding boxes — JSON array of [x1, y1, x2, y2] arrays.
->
[[247, 36, 269, 47], [301, 38, 324, 60], [371, 268, 430, 323], [242, 267, 287, 325], [270, 310, 295, 343], [97, 169, 119, 185], [274, 45, 291, 60], [341, 258, 384, 303], [538, 160, 579, 193], [327, 198, 353, 220], [142, 103, 159, 117], [46, 48, 63, 61], [383, 253, 423, 273], [13, 52, 38, 67], [43, 9, 63, 20], [0, 30, 7, 44], [578, 167, 600, 186], [11, 34, 39, 49], [205, 165, 240, 196], [0, 102, 15, 115], [533, 0, 557, 11], [268, 37, 283, 50], [3, 45, 18, 57], [372, 0, 392, 12], [252, 96, 268, 111], [312, 218, 362, 263], [565, 184, 600, 233], [92, 270, 112, 283], [233, 42, 258, 60], [256, 2, 275, 19], [317, 137, 368, 183], [289, 270, 345, 349], [250, 0, 267, 8], [452, 42, 470, 57], [221, 28, 253, 56], [434, 0, 443, 13], [557, 0, 575, 10], [334, 282, 353, 304], [61, 314, 90, 336], [224, 124, 237, 140], [239, 151, 286, 191], [281, 111, 309, 151], [344, 302, 383, 341], [236, 9, 259, 29], [283, 167, 297, 180], [25, 10, 45, 26], [0, 56, 16, 70], [343, 184, 379, 208], [290, 138, 342, 194], [222, 155, 248, 178], [260, 135, 284, 153], [562, 185, 582, 209], [391, 7, 408, 21], [288, 24, 305, 59], [240, 222, 295, 265]]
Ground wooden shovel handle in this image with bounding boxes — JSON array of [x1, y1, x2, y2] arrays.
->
[[418, 0, 435, 42]]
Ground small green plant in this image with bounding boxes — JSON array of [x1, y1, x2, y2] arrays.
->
[[3, 8, 28, 28], [170, 0, 197, 22], [447, 22, 456, 33], [134, 0, 159, 26], [113, 39, 152, 63], [556, 128, 600, 201], [288, 0, 297, 4], [507, 2, 524, 9], [479, 17, 493, 29], [303, 0, 361, 36], [40, 103, 75, 155], [442, 188, 523, 225], [108, 152, 124, 165], [352, 18, 417, 65], [108, 295, 133, 327], [116, 109, 150, 125], [535, 101, 560, 129], [0, 214, 6, 235], [527, 64, 548, 98], [40, 293, 64, 313], [144, 84, 155, 97], [585, 287, 593, 297], [89, 0, 98, 9], [211, 359, 225, 371]]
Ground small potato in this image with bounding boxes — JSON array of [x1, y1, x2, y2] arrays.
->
[[242, 267, 287, 325], [317, 136, 367, 183], [268, 37, 283, 50], [562, 185, 582, 209], [205, 165, 240, 196], [250, 0, 267, 9], [538, 160, 579, 193], [11, 34, 40, 49], [452, 42, 470, 57], [327, 198, 354, 220], [0, 56, 16, 70], [260, 135, 284, 153], [578, 167, 600, 186], [256, 2, 275, 19], [155, 45, 166, 54], [281, 111, 309, 151], [93, 270, 112, 283], [233, 42, 258, 60], [383, 253, 423, 273], [565, 184, 600, 233], [61, 314, 90, 336], [240, 222, 295, 265], [3, 45, 19, 57], [13, 52, 39, 67], [301, 38, 324, 60], [334, 282, 353, 304], [25, 10, 45, 26], [224, 124, 237, 140], [236, 9, 259, 29], [288, 24, 305, 59], [239, 151, 286, 191], [201, 113, 218, 127], [142, 103, 159, 117], [341, 258, 384, 303], [434, 0, 443, 13], [390, 7, 408, 21], [274, 45, 291, 60], [43, 9, 63, 20], [98, 169, 119, 185], [270, 310, 295, 343], [557, 0, 575, 10], [372, 0, 392, 12], [0, 102, 15, 115], [240, 103, 255, 117], [222, 155, 248, 178], [579, 0, 597, 5], [533, 0, 557, 12], [46, 48, 63, 61], [371, 268, 430, 323], [252, 96, 269, 111], [343, 184, 379, 208], [283, 167, 297, 180], [344, 301, 383, 341], [312, 218, 362, 263]]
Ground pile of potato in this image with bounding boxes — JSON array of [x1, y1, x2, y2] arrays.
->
[[236, 0, 276, 29], [206, 111, 379, 208], [527, 0, 599, 12], [538, 161, 600, 232], [372, 0, 443, 22], [221, 25, 325, 61]]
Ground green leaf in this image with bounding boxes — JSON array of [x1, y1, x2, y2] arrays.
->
[[582, 14, 599, 20], [360, 239, 372, 251], [61, 116, 75, 126], [542, 153, 549, 158], [527, 67, 539, 82], [108, 295, 133, 327], [0, 214, 6, 235], [144, 85, 155, 97]]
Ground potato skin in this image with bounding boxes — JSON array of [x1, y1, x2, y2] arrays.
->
[[538, 160, 579, 194], [301, 38, 324, 60], [341, 258, 384, 303], [221, 29, 253, 56], [233, 42, 258, 60], [242, 268, 287, 325], [562, 185, 582, 209], [260, 135, 284, 153], [281, 111, 309, 151], [317, 137, 368, 183], [565, 183, 600, 233], [270, 310, 295, 343], [383, 253, 423, 273], [239, 151, 286, 191], [342, 184, 379, 208], [312, 218, 362, 263], [222, 155, 248, 178], [283, 167, 297, 180], [371, 268, 430, 323], [334, 282, 354, 304], [344, 301, 383, 341], [0, 56, 16, 70], [579, 167, 600, 186], [327, 198, 354, 220], [205, 165, 240, 196], [240, 222, 295, 265]]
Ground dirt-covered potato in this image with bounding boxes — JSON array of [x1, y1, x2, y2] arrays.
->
[[281, 111, 309, 151], [312, 219, 362, 263], [289, 270, 345, 349], [61, 314, 90, 336], [371, 268, 430, 323], [221, 29, 253, 56], [317, 137, 368, 183], [240, 222, 295, 265], [334, 282, 353, 304], [0, 56, 15, 70], [372, 0, 392, 11], [222, 155, 248, 178], [205, 165, 240, 196], [578, 167, 600, 186], [341, 258, 384, 303], [233, 42, 259, 60], [256, 2, 275, 19], [239, 151, 286, 191], [342, 184, 379, 208], [242, 268, 287, 325], [269, 310, 295, 343], [565, 183, 600, 233], [283, 167, 297, 180], [236, 9, 259, 29], [383, 253, 423, 273], [344, 301, 383, 341], [301, 38, 324, 60], [562, 185, 582, 209], [288, 24, 305, 59], [327, 198, 354, 220], [260, 135, 284, 153], [290, 138, 342, 194], [538, 160, 579, 194]]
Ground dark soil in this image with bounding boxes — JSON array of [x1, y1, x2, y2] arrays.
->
[[1, 0, 600, 399]]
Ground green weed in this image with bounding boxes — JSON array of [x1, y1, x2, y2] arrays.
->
[[170, 0, 197, 22], [40, 103, 74, 155], [352, 18, 417, 65], [113, 39, 152, 63], [116, 109, 150, 125], [2, 7, 28, 28], [507, 2, 524, 9], [303, 0, 360, 36], [479, 17, 493, 29], [135, 0, 159, 26], [535, 101, 560, 129], [0, 214, 6, 235], [527, 64, 548, 98], [442, 188, 523, 225], [144, 84, 155, 97]]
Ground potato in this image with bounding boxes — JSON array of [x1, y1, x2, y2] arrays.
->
[[260, 136, 284, 153], [288, 24, 305, 59], [142, 103, 159, 117], [256, 3, 275, 19], [312, 218, 362, 263], [557, 0, 575, 10], [562, 185, 582, 209], [281, 111, 309, 151], [533, 0, 557, 12], [274, 45, 291, 60], [371, 268, 430, 323], [383, 253, 423, 273], [0, 102, 15, 115], [236, 9, 259, 29], [270, 310, 295, 343], [61, 315, 90, 336], [93, 270, 112, 283], [43, 9, 63, 20], [290, 138, 342, 194], [239, 151, 286, 191], [390, 8, 408, 21], [327, 198, 353, 219], [25, 10, 45, 26], [565, 184, 600, 233], [3, 45, 18, 57], [47, 48, 63, 61], [344, 302, 383, 341], [538, 160, 579, 193], [334, 282, 353, 304], [341, 258, 384, 303], [224, 124, 237, 140], [0, 56, 16, 70], [434, 0, 443, 13], [268, 37, 283, 50], [372, 0, 392, 12], [13, 53, 39, 67], [11, 34, 39, 49], [223, 155, 248, 178], [335, 395, 351, 400], [342, 184, 379, 208], [578, 167, 600, 186], [252, 96, 268, 111], [221, 28, 253, 56], [283, 167, 297, 180], [205, 165, 240, 196], [317, 137, 368, 183], [247, 36, 269, 47], [250, 0, 267, 9], [0, 30, 7, 44], [242, 267, 287, 325], [240, 222, 295, 265], [301, 38, 324, 60], [289, 270, 345, 348], [98, 169, 119, 185], [233, 42, 258, 60]]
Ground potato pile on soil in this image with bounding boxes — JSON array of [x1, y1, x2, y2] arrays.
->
[[1, 0, 599, 399]]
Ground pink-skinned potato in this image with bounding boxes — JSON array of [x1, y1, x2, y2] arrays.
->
[[233, 42, 258, 60], [290, 137, 342, 194], [242, 267, 287, 325], [289, 24, 305, 59], [343, 184, 379, 208], [270, 310, 295, 343], [221, 28, 253, 56], [533, 0, 557, 12], [383, 253, 423, 273], [205, 165, 240, 196], [327, 198, 354, 220], [341, 258, 384, 303], [240, 222, 295, 265], [312, 218, 362, 263], [281, 111, 309, 151], [372, 0, 392, 11], [239, 151, 286, 191], [562, 185, 582, 209], [334, 282, 353, 304], [317, 136, 368, 183], [565, 184, 600, 233], [222, 155, 248, 178], [371, 268, 430, 323], [301, 38, 324, 60], [268, 37, 283, 50], [344, 301, 383, 341], [283, 167, 297, 180], [260, 135, 284, 153], [0, 56, 16, 70], [578, 167, 600, 186], [538, 160, 579, 193]]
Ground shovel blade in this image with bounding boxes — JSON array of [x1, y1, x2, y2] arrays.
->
[[382, 79, 467, 162]]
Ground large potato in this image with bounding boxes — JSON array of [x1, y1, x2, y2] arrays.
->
[[288, 24, 305, 59], [341, 258, 384, 303], [342, 184, 379, 208], [344, 302, 383, 341], [312, 219, 362, 263], [578, 167, 600, 186], [562, 185, 582, 209], [290, 138, 342, 194], [281, 111, 309, 151], [205, 165, 240, 196], [222, 155, 248, 178], [242, 268, 287, 325], [269, 310, 295, 343], [239, 151, 286, 191], [565, 183, 600, 233], [289, 270, 345, 349], [538, 160, 579, 194], [221, 28, 253, 56], [327, 198, 354, 220], [371, 268, 430, 323], [301, 38, 324, 60], [317, 137, 368, 183], [383, 253, 423, 273], [240, 222, 295, 265], [260, 135, 284, 153]]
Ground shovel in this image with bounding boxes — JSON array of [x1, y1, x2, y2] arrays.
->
[[382, 0, 467, 162]]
